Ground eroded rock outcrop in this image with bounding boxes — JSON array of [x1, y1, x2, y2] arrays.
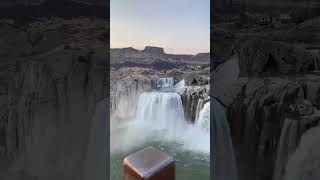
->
[[0, 18, 108, 180], [110, 68, 152, 123], [212, 51, 320, 180], [237, 38, 316, 76], [181, 85, 210, 122]]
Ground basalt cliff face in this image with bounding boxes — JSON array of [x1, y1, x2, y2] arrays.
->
[[110, 45, 210, 125], [110, 65, 210, 124], [212, 39, 320, 180], [212, 9, 320, 179], [0, 18, 108, 180]]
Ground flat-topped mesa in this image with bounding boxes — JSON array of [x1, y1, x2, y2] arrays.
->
[[142, 46, 166, 56], [122, 47, 139, 51], [111, 47, 139, 57]]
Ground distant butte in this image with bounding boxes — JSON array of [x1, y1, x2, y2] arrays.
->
[[142, 46, 165, 55]]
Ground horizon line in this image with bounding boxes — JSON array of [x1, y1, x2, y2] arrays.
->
[[110, 46, 210, 55]]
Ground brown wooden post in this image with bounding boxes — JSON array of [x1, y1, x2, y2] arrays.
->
[[123, 146, 175, 180]]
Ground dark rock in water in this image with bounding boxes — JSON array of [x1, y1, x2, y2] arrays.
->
[[181, 86, 209, 122], [237, 38, 315, 76]]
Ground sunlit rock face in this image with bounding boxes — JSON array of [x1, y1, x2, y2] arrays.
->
[[0, 18, 108, 180], [181, 86, 209, 123], [110, 70, 152, 124]]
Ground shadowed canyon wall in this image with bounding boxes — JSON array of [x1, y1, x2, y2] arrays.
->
[[0, 17, 108, 180]]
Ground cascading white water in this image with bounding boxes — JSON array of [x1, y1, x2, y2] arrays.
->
[[156, 77, 175, 87], [195, 99, 205, 123], [310, 50, 320, 71], [314, 56, 319, 71], [212, 98, 238, 180], [273, 118, 300, 180], [111, 79, 210, 154], [111, 79, 210, 180], [174, 79, 185, 88], [134, 91, 186, 137], [284, 125, 320, 180], [196, 101, 210, 133]]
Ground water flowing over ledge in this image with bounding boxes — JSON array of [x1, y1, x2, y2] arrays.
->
[[212, 98, 238, 180], [111, 78, 210, 180], [111, 85, 210, 155]]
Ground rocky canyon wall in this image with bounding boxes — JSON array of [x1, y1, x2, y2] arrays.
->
[[0, 18, 108, 180], [212, 37, 320, 180]]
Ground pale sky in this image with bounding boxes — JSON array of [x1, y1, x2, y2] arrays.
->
[[110, 0, 210, 54]]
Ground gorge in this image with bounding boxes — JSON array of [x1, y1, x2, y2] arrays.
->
[[110, 77, 210, 180], [0, 17, 108, 180], [212, 0, 320, 176]]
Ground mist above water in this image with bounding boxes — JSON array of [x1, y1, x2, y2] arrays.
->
[[197, 102, 210, 133], [110, 80, 210, 155]]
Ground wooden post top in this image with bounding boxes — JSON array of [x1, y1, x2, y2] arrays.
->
[[123, 146, 175, 180]]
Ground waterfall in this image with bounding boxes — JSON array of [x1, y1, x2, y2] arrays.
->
[[135, 91, 186, 136], [195, 99, 205, 123], [111, 88, 210, 154], [273, 118, 300, 180], [314, 56, 319, 71], [196, 101, 209, 133], [284, 125, 320, 180], [156, 77, 174, 87], [174, 79, 185, 89], [212, 98, 238, 180], [310, 50, 320, 71]]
